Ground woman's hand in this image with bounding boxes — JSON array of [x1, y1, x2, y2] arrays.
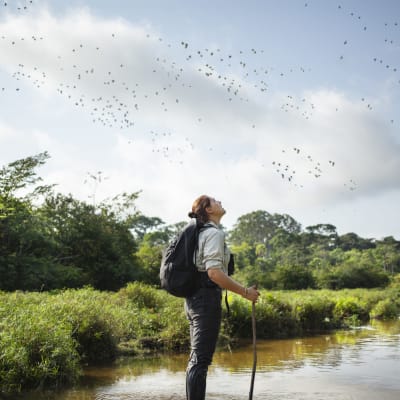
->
[[243, 285, 260, 303], [207, 269, 260, 302]]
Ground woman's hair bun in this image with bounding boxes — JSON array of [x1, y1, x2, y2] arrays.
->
[[188, 211, 197, 219]]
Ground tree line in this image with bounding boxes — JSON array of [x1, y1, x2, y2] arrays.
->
[[1, 153, 399, 292]]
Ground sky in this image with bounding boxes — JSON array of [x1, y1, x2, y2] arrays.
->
[[0, 0, 399, 239]]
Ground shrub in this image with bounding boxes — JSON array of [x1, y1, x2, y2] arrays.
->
[[1, 285, 399, 394], [333, 296, 369, 326], [119, 281, 163, 309], [52, 288, 121, 364], [275, 265, 316, 290], [158, 296, 189, 351], [370, 299, 400, 320], [291, 294, 337, 332], [117, 283, 189, 352], [331, 265, 389, 289], [224, 292, 296, 340], [0, 301, 80, 393], [389, 273, 400, 288], [254, 293, 297, 338]]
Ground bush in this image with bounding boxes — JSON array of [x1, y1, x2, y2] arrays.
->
[[1, 285, 399, 394], [319, 265, 390, 290], [275, 265, 316, 290], [119, 281, 163, 309], [158, 296, 189, 351], [370, 299, 400, 320], [389, 273, 400, 288], [52, 288, 122, 364], [291, 293, 337, 332], [224, 292, 296, 340], [0, 298, 80, 393], [333, 296, 369, 326]]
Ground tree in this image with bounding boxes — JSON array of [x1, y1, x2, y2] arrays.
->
[[270, 213, 302, 235], [136, 232, 166, 285], [338, 232, 375, 251], [374, 240, 400, 274], [128, 213, 164, 241], [229, 242, 257, 270], [229, 210, 273, 245], [275, 264, 315, 290], [303, 224, 338, 249], [40, 193, 141, 291], [0, 153, 60, 290], [0, 152, 53, 200], [229, 210, 301, 246], [315, 249, 390, 289], [0, 153, 145, 291]]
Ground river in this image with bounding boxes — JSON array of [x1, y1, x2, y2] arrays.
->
[[17, 320, 400, 400]]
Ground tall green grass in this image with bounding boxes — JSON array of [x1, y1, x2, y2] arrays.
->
[[0, 284, 399, 394]]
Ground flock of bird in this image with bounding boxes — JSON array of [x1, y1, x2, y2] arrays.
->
[[267, 146, 357, 191], [1, 1, 397, 192], [3, 1, 33, 11]]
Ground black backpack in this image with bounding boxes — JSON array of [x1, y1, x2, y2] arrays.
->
[[160, 220, 213, 297]]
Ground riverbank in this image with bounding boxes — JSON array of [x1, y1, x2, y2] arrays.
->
[[1, 283, 399, 394]]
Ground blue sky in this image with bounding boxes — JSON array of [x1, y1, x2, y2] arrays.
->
[[0, 0, 399, 239]]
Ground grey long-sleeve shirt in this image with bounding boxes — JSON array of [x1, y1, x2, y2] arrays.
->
[[194, 221, 230, 274]]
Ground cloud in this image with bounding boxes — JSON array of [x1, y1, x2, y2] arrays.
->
[[0, 6, 399, 238]]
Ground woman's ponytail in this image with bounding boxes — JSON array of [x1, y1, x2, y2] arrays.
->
[[189, 195, 211, 224]]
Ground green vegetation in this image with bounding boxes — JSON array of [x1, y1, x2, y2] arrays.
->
[[1, 284, 399, 393], [1, 153, 400, 293], [1, 153, 400, 393], [229, 212, 399, 290]]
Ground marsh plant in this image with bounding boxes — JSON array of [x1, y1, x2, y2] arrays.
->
[[1, 283, 399, 393]]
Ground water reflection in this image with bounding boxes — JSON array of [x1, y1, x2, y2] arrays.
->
[[16, 320, 400, 400]]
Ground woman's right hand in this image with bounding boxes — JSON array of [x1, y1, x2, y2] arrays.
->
[[244, 285, 260, 302]]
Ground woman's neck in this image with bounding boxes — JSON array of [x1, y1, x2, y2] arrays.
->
[[208, 216, 221, 225]]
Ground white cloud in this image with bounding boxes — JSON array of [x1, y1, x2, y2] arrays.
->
[[0, 7, 399, 238]]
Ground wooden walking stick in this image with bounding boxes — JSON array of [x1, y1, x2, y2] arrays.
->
[[249, 287, 257, 400]]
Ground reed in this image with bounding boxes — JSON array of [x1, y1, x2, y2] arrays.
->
[[0, 284, 399, 394]]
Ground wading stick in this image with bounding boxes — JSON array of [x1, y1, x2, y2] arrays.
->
[[249, 290, 257, 400]]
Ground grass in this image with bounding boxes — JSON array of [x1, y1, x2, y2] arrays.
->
[[0, 283, 399, 394]]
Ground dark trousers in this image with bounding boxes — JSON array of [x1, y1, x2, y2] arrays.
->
[[185, 287, 222, 400]]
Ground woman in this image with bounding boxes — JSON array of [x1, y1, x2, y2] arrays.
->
[[185, 195, 259, 400]]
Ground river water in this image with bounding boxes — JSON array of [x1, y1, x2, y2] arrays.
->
[[18, 320, 400, 400]]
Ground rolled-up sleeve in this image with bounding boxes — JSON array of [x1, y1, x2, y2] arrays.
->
[[202, 229, 225, 270]]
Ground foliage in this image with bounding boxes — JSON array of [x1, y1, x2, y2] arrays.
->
[[228, 210, 301, 246], [135, 231, 168, 285], [0, 152, 51, 199], [274, 264, 316, 290], [128, 213, 164, 241], [0, 286, 399, 394], [0, 292, 80, 393], [39, 193, 140, 290], [370, 298, 400, 320], [0, 154, 143, 291], [119, 281, 163, 309], [1, 154, 400, 293], [333, 297, 369, 326], [389, 273, 400, 288], [290, 292, 336, 332]]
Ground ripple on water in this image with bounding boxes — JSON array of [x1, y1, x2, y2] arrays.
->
[[16, 321, 400, 400], [95, 394, 185, 400], [93, 391, 377, 400]]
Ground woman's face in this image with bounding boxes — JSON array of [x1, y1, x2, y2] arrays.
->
[[207, 198, 226, 218]]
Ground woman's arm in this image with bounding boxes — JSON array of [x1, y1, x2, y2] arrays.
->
[[207, 268, 259, 302]]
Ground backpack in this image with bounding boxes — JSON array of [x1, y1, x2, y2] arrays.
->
[[160, 220, 213, 297]]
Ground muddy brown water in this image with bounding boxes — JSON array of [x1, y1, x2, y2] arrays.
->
[[15, 320, 400, 400]]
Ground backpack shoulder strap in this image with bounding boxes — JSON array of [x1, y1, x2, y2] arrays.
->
[[199, 222, 218, 232]]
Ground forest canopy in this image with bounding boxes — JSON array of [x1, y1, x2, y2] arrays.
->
[[1, 154, 399, 292]]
